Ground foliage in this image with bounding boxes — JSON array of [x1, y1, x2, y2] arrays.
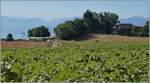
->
[[54, 21, 76, 40], [28, 26, 50, 37], [1, 41, 149, 82], [116, 28, 132, 36], [116, 20, 149, 37], [83, 10, 119, 33], [73, 18, 88, 36], [130, 26, 143, 36], [54, 18, 88, 40], [54, 10, 148, 39], [6, 33, 14, 41], [140, 20, 149, 37], [54, 10, 119, 40]]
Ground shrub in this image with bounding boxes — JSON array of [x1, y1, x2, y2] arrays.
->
[[116, 28, 132, 36], [54, 19, 88, 40], [6, 33, 14, 41], [54, 21, 76, 40], [28, 25, 50, 37]]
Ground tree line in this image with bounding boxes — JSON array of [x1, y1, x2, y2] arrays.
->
[[54, 10, 119, 40], [6, 10, 149, 41], [54, 10, 149, 40], [116, 21, 149, 37]]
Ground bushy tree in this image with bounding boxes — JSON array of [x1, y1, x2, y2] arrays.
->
[[130, 21, 149, 37], [54, 21, 76, 40], [28, 26, 50, 37], [130, 26, 143, 36], [73, 18, 88, 36], [83, 10, 119, 33], [116, 28, 132, 36], [6, 33, 14, 41], [54, 19, 88, 40]]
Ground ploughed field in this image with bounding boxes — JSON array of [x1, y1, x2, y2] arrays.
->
[[1, 35, 149, 82], [1, 41, 51, 48]]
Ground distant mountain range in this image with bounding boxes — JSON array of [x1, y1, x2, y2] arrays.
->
[[119, 16, 148, 26], [1, 16, 148, 39], [1, 16, 77, 39]]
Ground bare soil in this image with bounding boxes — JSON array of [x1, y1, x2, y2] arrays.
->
[[75, 34, 149, 42], [1, 34, 149, 48], [1, 41, 52, 48], [88, 34, 149, 42]]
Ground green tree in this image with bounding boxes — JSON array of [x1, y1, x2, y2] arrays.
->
[[141, 21, 149, 37], [54, 10, 119, 40], [73, 18, 88, 36], [102, 12, 119, 33], [54, 21, 76, 40], [6, 33, 14, 41], [54, 18, 88, 40], [135, 21, 149, 37], [83, 10, 119, 33], [116, 28, 132, 36], [84, 10, 100, 33], [28, 26, 50, 37], [130, 26, 143, 36]]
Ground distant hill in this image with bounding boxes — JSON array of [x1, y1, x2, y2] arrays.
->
[[48, 16, 81, 27], [1, 16, 78, 39], [119, 16, 148, 26], [1, 16, 49, 39]]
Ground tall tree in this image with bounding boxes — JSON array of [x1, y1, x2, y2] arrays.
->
[[141, 20, 149, 37], [83, 10, 119, 33], [73, 18, 88, 36]]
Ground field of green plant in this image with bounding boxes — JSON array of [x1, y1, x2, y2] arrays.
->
[[1, 40, 149, 82]]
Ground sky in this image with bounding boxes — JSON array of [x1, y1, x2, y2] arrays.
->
[[1, 0, 149, 20]]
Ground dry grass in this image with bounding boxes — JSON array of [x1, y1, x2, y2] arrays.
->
[[1, 34, 149, 48], [84, 34, 149, 43]]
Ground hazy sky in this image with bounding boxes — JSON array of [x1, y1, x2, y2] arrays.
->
[[1, 0, 149, 20]]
